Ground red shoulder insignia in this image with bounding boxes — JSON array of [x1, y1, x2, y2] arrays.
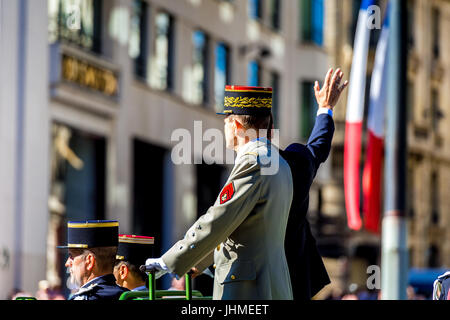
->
[[220, 182, 235, 204]]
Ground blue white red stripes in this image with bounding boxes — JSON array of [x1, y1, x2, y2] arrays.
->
[[344, 0, 375, 231], [362, 4, 390, 234]]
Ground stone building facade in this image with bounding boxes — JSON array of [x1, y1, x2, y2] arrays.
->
[[315, 0, 450, 298]]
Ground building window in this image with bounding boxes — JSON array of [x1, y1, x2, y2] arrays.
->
[[431, 7, 440, 59], [270, 0, 281, 31], [331, 146, 344, 180], [430, 171, 439, 225], [132, 139, 167, 257], [431, 89, 442, 131], [407, 0, 415, 52], [215, 42, 230, 112], [406, 166, 415, 218], [300, 0, 323, 46], [349, 0, 380, 48], [191, 30, 209, 106], [50, 123, 106, 297], [196, 163, 227, 219], [50, 123, 106, 222], [427, 245, 440, 268], [247, 60, 261, 86], [48, 0, 102, 53], [129, 0, 148, 79], [248, 0, 263, 20], [271, 72, 280, 128], [349, 0, 360, 46], [300, 81, 317, 139], [406, 79, 415, 122], [195, 162, 227, 296], [150, 11, 174, 91]]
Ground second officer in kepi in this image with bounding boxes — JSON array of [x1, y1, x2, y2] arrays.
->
[[57, 220, 129, 300], [114, 234, 155, 291]]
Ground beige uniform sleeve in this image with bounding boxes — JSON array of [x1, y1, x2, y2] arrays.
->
[[193, 251, 214, 273], [161, 155, 262, 277]]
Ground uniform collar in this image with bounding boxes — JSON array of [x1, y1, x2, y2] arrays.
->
[[132, 285, 147, 291], [81, 274, 115, 289], [235, 137, 270, 161]]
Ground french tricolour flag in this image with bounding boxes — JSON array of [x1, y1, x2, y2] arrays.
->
[[344, 0, 375, 231], [362, 5, 390, 234]]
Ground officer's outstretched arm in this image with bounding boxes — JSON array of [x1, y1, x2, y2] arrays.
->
[[306, 68, 348, 167], [161, 156, 262, 278], [305, 113, 335, 167]]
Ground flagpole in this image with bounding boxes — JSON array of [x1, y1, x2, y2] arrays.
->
[[381, 0, 408, 300]]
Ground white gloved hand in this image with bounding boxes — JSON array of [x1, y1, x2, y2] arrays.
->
[[144, 257, 170, 279]]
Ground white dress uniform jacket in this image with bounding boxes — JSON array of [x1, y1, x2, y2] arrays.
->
[[161, 137, 294, 300]]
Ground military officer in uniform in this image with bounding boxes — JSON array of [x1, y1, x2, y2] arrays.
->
[[433, 271, 450, 300], [280, 68, 348, 299], [114, 234, 154, 291], [57, 220, 129, 300], [145, 86, 294, 300]]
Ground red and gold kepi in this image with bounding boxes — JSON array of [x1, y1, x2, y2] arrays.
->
[[217, 85, 272, 116], [116, 234, 155, 266]]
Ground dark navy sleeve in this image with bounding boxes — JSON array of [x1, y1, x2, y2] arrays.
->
[[305, 114, 335, 167], [285, 114, 334, 175]]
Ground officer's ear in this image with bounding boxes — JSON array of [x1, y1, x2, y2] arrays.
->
[[233, 117, 244, 130], [119, 263, 128, 280], [85, 252, 96, 271]]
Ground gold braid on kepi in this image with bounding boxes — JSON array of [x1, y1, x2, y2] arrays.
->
[[116, 234, 155, 266], [56, 220, 119, 249], [217, 85, 272, 116]]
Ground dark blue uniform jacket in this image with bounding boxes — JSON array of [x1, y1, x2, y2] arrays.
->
[[69, 274, 128, 300], [280, 113, 334, 300]]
